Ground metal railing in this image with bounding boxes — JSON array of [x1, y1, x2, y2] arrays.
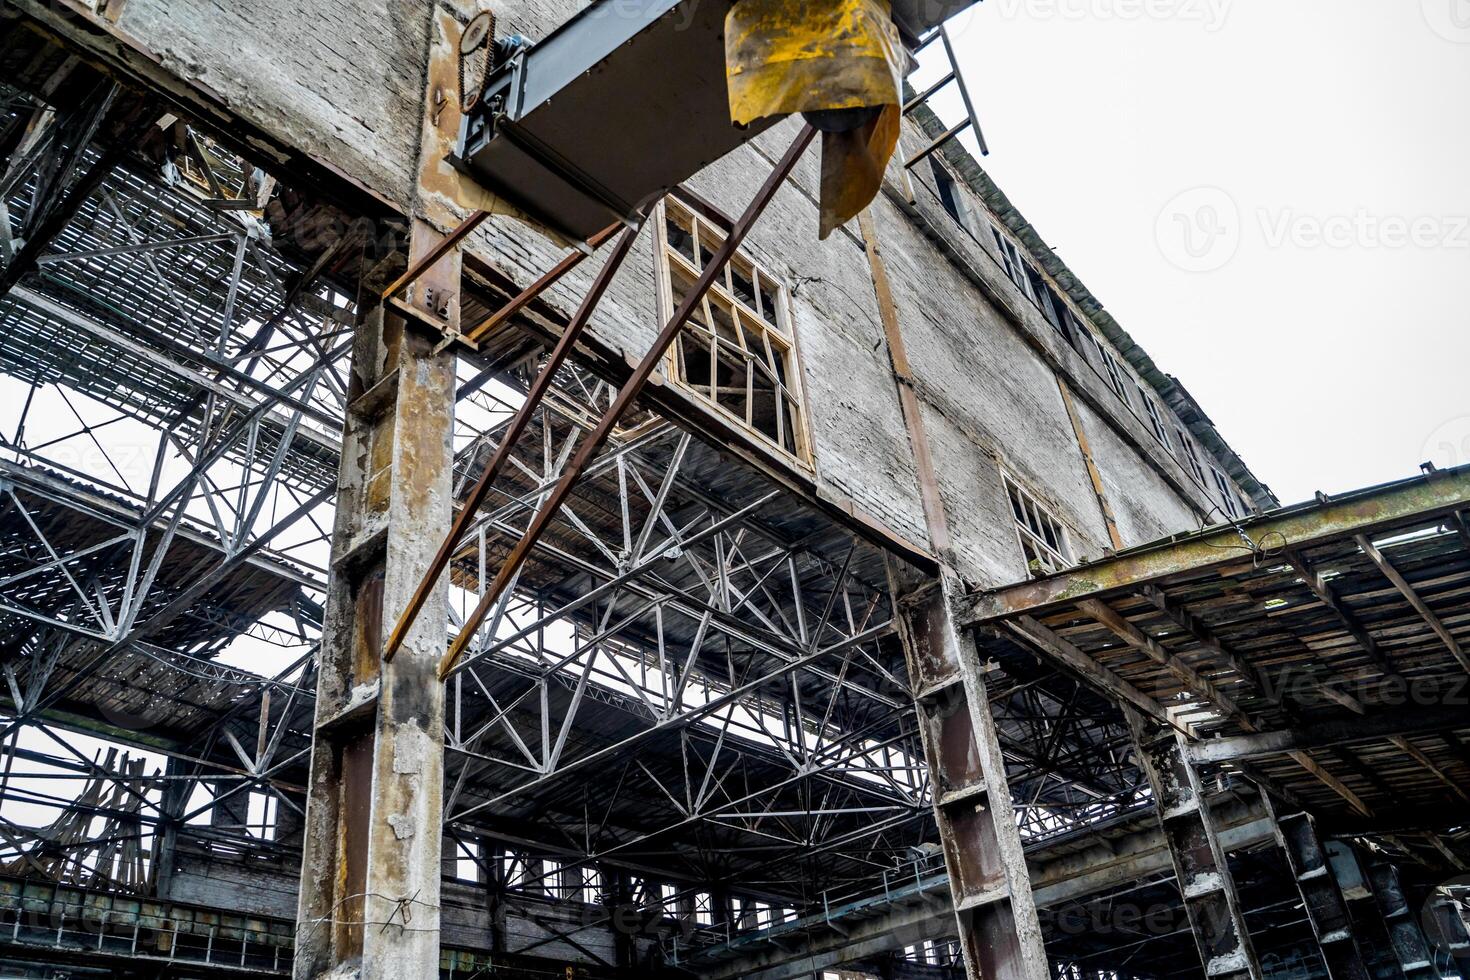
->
[[666, 850, 950, 966], [0, 877, 293, 974]]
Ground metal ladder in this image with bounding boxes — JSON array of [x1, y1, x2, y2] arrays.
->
[[902, 23, 988, 170]]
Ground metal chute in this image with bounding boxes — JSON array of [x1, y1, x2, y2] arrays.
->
[[725, 0, 909, 238]]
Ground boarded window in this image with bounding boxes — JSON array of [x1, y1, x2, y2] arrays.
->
[[657, 199, 810, 464], [1003, 474, 1072, 576]]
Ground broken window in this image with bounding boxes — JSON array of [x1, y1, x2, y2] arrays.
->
[[930, 157, 969, 229], [1003, 473, 1072, 576], [657, 199, 810, 464], [1138, 386, 1170, 448]]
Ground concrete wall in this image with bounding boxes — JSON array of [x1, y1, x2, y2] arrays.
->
[[166, 851, 646, 967], [57, 0, 1259, 589]]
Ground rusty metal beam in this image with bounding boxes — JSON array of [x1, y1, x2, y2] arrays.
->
[[1001, 616, 1173, 728], [894, 571, 1049, 980], [460, 222, 620, 346], [378, 208, 489, 303], [1125, 707, 1262, 980], [438, 124, 817, 679], [1261, 794, 1372, 980], [964, 467, 1470, 626], [1354, 533, 1470, 676], [1077, 598, 1370, 815]]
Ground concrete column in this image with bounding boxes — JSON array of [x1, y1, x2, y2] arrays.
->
[[892, 567, 1049, 980], [1261, 794, 1371, 980], [1125, 709, 1261, 980], [292, 289, 456, 976]]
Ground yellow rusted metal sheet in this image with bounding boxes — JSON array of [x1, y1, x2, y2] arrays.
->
[[725, 0, 906, 238]]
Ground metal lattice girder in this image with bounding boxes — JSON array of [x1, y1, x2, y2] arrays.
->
[[893, 567, 1048, 980], [1261, 794, 1371, 980], [1124, 708, 1261, 980]]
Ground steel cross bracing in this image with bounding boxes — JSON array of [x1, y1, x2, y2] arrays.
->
[[0, 77, 341, 893]]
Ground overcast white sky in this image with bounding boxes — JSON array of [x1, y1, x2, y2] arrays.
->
[[934, 0, 1470, 505]]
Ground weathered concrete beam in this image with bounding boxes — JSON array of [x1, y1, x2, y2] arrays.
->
[[1262, 795, 1372, 980], [1366, 860, 1444, 980]]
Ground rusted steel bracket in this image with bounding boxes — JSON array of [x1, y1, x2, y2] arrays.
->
[[437, 124, 817, 680], [383, 219, 646, 663], [379, 208, 489, 304]]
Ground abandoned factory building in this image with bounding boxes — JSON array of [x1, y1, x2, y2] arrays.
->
[[0, 2, 1466, 980]]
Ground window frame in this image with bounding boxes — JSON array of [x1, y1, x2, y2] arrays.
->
[[1090, 333, 1133, 404], [1138, 386, 1171, 448], [991, 224, 1034, 300], [1002, 472, 1073, 576], [654, 199, 813, 467], [1211, 466, 1243, 519], [1177, 428, 1209, 485]]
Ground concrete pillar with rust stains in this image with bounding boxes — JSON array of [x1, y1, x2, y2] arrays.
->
[[891, 566, 1050, 980], [292, 287, 457, 978]]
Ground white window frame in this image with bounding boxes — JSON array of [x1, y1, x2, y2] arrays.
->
[[1090, 333, 1132, 403], [1177, 429, 1208, 485], [1138, 386, 1170, 448], [1211, 466, 1242, 519], [655, 199, 812, 465], [1002, 473, 1072, 576]]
